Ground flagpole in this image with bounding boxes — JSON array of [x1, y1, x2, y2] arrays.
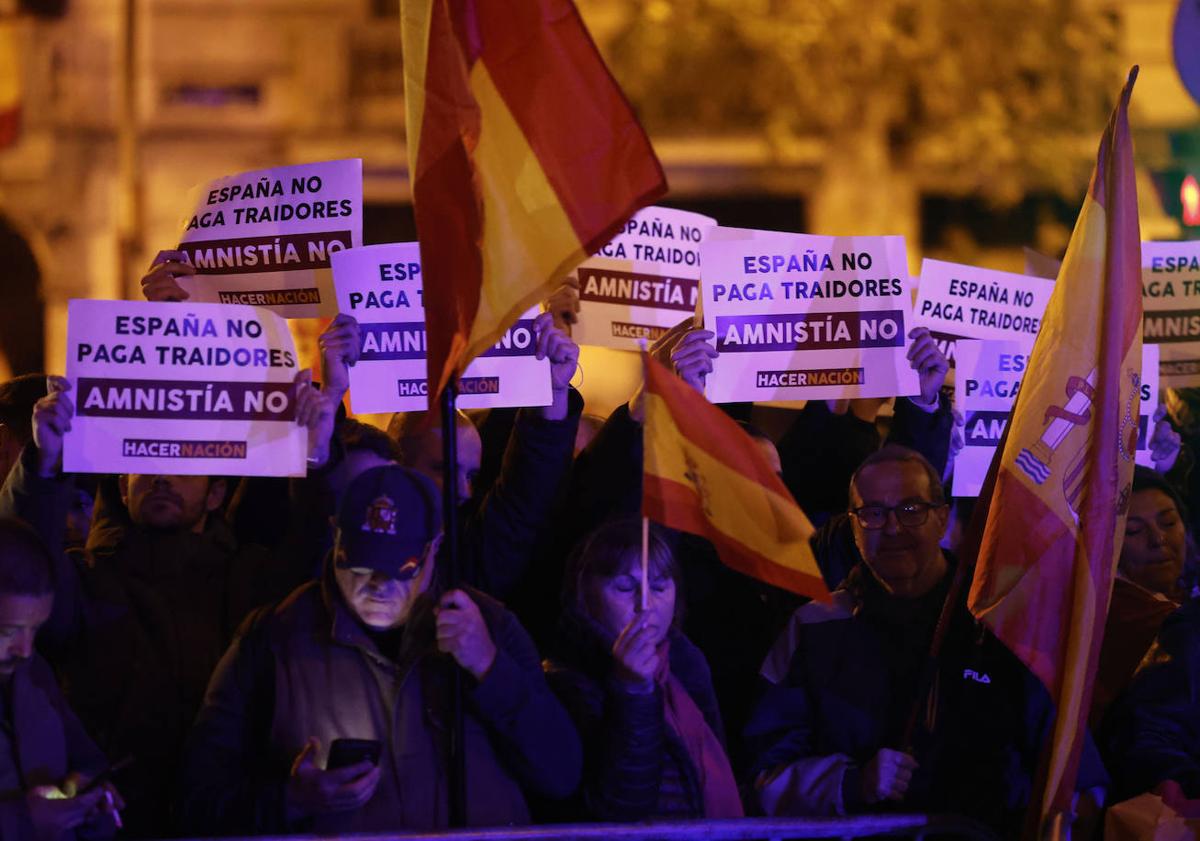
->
[[638, 339, 650, 612], [440, 379, 466, 827], [641, 516, 650, 612]]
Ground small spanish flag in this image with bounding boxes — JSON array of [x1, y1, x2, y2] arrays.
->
[[641, 353, 829, 601], [0, 16, 21, 150], [401, 0, 666, 403]]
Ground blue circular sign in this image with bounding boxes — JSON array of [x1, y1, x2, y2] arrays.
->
[[1176, 0, 1200, 106]]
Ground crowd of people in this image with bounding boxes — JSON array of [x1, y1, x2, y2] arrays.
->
[[1, 251, 1199, 841]]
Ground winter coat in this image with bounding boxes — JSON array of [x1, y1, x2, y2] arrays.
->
[[544, 619, 729, 821], [0, 655, 112, 841], [1104, 597, 1200, 801], [746, 560, 1108, 837], [179, 575, 581, 836]]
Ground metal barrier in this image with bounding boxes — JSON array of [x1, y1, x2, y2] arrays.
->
[[174, 815, 1001, 841]]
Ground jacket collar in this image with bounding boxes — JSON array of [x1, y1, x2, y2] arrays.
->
[[319, 565, 437, 682]]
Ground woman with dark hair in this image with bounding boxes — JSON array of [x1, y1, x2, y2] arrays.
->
[[543, 518, 743, 821], [1118, 466, 1198, 601], [1093, 467, 1199, 726]]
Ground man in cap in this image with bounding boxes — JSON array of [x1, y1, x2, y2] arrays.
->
[[179, 465, 581, 835], [0, 517, 124, 841]]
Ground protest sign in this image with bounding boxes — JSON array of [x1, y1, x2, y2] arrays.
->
[[1023, 247, 1062, 281], [64, 299, 307, 477], [571, 206, 716, 350], [700, 230, 919, 402], [1142, 240, 1200, 386], [331, 243, 552, 414], [1136, 343, 1160, 468], [175, 159, 363, 319], [953, 340, 1160, 496], [953, 339, 1030, 497], [913, 259, 1054, 367]]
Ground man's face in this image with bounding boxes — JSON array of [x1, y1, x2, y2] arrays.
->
[[407, 423, 483, 509], [0, 592, 53, 681], [850, 461, 949, 598], [334, 541, 436, 629], [120, 474, 225, 533], [1120, 489, 1188, 600]]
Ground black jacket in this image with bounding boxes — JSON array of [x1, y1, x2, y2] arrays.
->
[[180, 575, 581, 835], [745, 560, 1107, 836], [0, 444, 320, 837], [1104, 598, 1200, 801]]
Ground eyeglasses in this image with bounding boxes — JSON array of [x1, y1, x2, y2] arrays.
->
[[849, 501, 945, 530]]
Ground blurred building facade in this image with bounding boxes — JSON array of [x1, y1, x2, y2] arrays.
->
[[0, 0, 1196, 390]]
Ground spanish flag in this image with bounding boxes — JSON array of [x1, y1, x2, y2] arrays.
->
[[401, 0, 666, 402], [968, 68, 1143, 826], [642, 353, 828, 601], [0, 16, 20, 149]]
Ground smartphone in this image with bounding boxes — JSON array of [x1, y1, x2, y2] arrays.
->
[[79, 756, 134, 795], [327, 738, 382, 770]]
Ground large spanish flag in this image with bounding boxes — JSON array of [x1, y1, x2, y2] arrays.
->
[[968, 68, 1143, 825], [642, 354, 829, 601], [401, 0, 667, 401], [0, 16, 20, 149]]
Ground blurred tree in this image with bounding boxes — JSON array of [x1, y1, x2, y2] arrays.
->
[[608, 0, 1120, 244]]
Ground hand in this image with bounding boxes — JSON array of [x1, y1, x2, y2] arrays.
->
[[61, 771, 126, 809], [532, 311, 580, 421], [648, 317, 694, 366], [628, 317, 711, 420], [26, 785, 107, 841], [293, 369, 336, 467], [545, 278, 581, 330], [436, 590, 497, 680], [610, 612, 661, 692], [286, 738, 381, 820], [318, 314, 361, 400], [945, 409, 966, 483], [533, 311, 580, 393], [32, 376, 73, 479], [1149, 405, 1182, 474], [1153, 779, 1200, 818], [859, 748, 918, 804], [62, 771, 126, 830], [906, 327, 948, 408], [669, 328, 717, 393], [140, 249, 193, 302]]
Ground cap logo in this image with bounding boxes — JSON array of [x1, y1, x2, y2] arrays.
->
[[362, 494, 399, 535]]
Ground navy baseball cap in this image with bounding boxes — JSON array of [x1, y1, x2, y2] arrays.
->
[[335, 465, 442, 579]]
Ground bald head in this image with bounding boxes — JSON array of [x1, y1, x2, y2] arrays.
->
[[387, 410, 482, 508]]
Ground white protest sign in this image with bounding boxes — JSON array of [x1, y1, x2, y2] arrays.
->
[[331, 243, 552, 414], [952, 340, 1028, 497], [571, 207, 716, 350], [1136, 343, 1161, 468], [175, 159, 363, 319], [913, 259, 1054, 367], [1023, 248, 1062, 281], [1142, 240, 1200, 386], [700, 230, 919, 402], [953, 340, 1161, 496], [64, 299, 307, 477]]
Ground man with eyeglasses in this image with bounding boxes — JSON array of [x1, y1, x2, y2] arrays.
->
[[178, 465, 581, 835], [745, 445, 1107, 834]]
